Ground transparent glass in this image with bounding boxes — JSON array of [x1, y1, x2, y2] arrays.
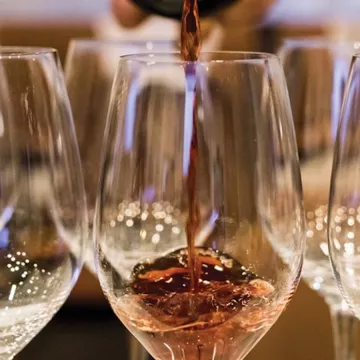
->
[[94, 52, 305, 360], [329, 53, 360, 320], [0, 47, 87, 359], [65, 39, 176, 272], [278, 38, 358, 360]]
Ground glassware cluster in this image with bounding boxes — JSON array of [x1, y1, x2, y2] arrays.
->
[[2, 36, 360, 360]]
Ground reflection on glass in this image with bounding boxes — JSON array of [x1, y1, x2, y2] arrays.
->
[[65, 39, 176, 272]]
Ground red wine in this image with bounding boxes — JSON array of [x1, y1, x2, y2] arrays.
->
[[181, 0, 202, 292], [131, 248, 273, 326], [111, 248, 277, 360], [181, 0, 201, 62]]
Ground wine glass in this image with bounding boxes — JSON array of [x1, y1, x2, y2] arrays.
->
[[94, 52, 305, 360], [278, 38, 358, 360], [0, 47, 87, 359], [65, 39, 176, 272], [328, 53, 360, 321]]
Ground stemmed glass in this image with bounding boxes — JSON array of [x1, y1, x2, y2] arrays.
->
[[278, 38, 358, 360], [0, 47, 87, 359], [328, 53, 360, 321], [94, 52, 305, 360], [65, 39, 176, 360]]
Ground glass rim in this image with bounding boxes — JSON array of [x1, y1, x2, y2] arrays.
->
[[280, 36, 360, 50], [119, 51, 278, 64], [0, 46, 58, 59], [69, 38, 176, 48]]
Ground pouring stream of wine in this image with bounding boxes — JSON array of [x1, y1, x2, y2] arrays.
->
[[181, 0, 202, 292]]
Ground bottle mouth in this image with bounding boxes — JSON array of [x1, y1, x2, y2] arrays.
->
[[131, 0, 236, 19]]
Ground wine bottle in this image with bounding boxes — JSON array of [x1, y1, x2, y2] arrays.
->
[[131, 0, 237, 19]]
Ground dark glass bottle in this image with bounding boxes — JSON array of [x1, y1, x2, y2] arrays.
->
[[131, 0, 237, 19]]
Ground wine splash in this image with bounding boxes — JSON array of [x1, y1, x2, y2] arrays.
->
[[130, 248, 274, 329], [114, 248, 276, 360]]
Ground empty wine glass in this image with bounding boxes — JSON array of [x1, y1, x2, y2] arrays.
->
[[65, 39, 176, 272], [278, 38, 359, 360], [0, 47, 87, 359], [94, 52, 305, 360], [329, 53, 360, 320]]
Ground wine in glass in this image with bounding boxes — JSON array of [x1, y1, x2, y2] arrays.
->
[[0, 47, 87, 359], [328, 52, 360, 321], [94, 51, 305, 360], [278, 38, 358, 360]]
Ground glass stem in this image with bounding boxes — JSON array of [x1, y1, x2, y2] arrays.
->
[[329, 301, 357, 360], [128, 333, 151, 360]]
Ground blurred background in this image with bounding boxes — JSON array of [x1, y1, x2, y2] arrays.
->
[[1, 0, 359, 359]]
